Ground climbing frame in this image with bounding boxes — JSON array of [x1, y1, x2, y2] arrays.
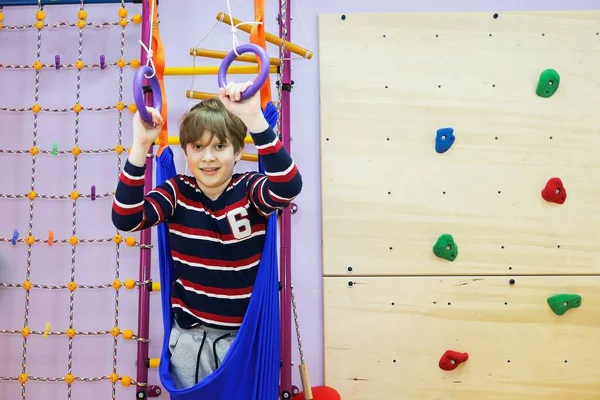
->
[[318, 10, 600, 399]]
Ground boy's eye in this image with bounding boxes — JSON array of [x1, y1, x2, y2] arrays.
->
[[215, 144, 224, 150]]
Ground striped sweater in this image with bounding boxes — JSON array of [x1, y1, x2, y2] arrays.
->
[[111, 126, 302, 330]]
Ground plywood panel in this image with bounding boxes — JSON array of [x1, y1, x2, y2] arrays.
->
[[323, 276, 600, 400], [319, 11, 600, 276]]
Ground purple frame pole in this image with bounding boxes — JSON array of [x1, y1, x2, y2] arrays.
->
[[279, 0, 293, 396], [136, 0, 153, 396]]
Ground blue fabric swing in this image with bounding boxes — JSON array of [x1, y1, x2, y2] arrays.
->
[[155, 102, 281, 400]]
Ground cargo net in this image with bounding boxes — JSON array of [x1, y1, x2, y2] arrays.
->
[[0, 2, 156, 399]]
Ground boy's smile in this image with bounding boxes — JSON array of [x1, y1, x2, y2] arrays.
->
[[200, 167, 218, 173]]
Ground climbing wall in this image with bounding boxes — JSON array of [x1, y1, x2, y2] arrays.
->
[[318, 10, 600, 399]]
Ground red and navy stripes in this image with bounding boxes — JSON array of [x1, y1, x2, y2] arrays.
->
[[111, 125, 301, 329]]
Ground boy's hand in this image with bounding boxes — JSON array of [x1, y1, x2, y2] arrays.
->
[[219, 81, 268, 133], [132, 107, 164, 147]]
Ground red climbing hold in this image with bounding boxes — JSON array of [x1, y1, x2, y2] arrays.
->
[[541, 177, 567, 204], [295, 386, 341, 400], [438, 350, 469, 371]]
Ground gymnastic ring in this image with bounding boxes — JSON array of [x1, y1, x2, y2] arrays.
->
[[133, 65, 162, 124], [218, 43, 270, 101]]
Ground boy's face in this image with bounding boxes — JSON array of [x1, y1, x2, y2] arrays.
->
[[185, 129, 243, 199]]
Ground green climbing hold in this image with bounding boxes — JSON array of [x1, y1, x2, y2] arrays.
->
[[536, 69, 560, 98], [547, 294, 581, 316], [432, 234, 458, 262]]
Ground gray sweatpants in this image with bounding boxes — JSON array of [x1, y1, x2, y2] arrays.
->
[[168, 320, 238, 389]]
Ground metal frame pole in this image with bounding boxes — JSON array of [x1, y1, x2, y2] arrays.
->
[[136, 0, 153, 397], [279, 0, 293, 396]]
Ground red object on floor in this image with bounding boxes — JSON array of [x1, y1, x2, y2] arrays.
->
[[541, 177, 567, 204], [295, 386, 342, 400], [438, 350, 469, 371]]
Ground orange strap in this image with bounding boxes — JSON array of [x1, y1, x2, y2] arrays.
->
[[150, 0, 168, 156], [249, 0, 271, 110]]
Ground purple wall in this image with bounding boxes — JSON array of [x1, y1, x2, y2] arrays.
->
[[1, 1, 597, 399]]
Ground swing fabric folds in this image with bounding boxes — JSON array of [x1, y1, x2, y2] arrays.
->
[[155, 102, 281, 400]]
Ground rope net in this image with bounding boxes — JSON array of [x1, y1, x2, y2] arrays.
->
[[0, 2, 156, 399]]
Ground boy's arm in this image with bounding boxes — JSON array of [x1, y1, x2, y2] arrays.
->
[[218, 82, 302, 216], [111, 145, 177, 232], [246, 122, 302, 217]]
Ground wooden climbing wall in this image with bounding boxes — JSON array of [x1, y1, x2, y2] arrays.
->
[[318, 10, 600, 399]]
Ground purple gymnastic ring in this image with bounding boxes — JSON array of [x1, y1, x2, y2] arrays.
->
[[217, 43, 270, 100], [133, 65, 162, 124]]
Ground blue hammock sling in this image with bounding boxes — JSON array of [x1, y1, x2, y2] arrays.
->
[[155, 102, 281, 400]]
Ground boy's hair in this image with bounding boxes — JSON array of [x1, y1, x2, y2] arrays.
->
[[179, 97, 247, 154]]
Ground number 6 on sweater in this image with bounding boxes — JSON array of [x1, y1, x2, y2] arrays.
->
[[227, 207, 252, 239]]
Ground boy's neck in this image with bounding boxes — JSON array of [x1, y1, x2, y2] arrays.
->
[[197, 177, 231, 201]]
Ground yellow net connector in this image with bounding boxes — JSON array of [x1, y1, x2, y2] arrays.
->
[[113, 234, 123, 244], [148, 358, 160, 368], [151, 282, 160, 292], [43, 322, 51, 338]]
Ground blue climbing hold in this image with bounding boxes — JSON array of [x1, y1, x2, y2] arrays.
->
[[435, 127, 455, 153]]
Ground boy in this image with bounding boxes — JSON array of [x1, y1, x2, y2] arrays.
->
[[111, 81, 302, 389]]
